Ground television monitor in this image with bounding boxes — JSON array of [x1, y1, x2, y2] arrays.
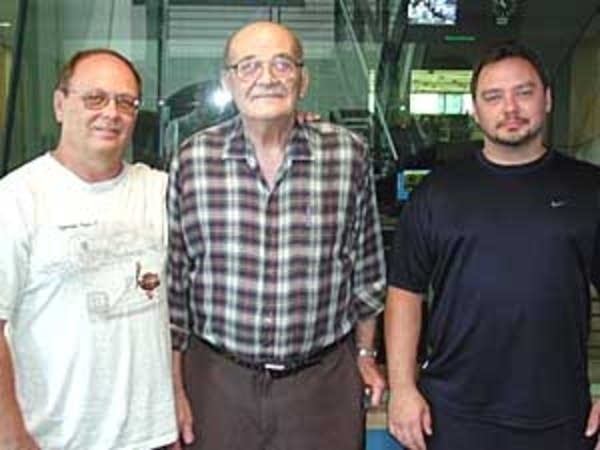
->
[[409, 69, 473, 115], [397, 169, 431, 201], [408, 0, 457, 26]]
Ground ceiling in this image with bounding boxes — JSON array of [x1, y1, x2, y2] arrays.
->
[[407, 0, 600, 75], [0, 0, 17, 48], [0, 0, 597, 78]]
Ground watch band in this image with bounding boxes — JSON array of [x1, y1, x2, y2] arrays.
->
[[357, 347, 378, 358]]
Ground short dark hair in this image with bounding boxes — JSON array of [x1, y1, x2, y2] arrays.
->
[[55, 48, 142, 94], [470, 41, 550, 98]]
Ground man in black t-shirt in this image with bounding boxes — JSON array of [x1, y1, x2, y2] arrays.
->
[[386, 41, 600, 450]]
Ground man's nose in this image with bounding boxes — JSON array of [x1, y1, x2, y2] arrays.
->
[[256, 61, 277, 83], [502, 92, 518, 113], [101, 97, 120, 117]]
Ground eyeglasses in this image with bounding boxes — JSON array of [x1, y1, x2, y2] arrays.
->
[[225, 55, 303, 82], [62, 87, 141, 115]]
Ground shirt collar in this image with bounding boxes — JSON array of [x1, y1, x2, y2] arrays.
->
[[222, 115, 314, 163]]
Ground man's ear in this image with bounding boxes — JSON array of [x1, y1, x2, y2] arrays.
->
[[220, 71, 232, 95], [545, 87, 552, 113], [299, 68, 310, 99], [471, 99, 481, 126], [53, 89, 65, 124]]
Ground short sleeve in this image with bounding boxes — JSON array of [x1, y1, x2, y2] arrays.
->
[[0, 181, 31, 321], [387, 180, 435, 294]]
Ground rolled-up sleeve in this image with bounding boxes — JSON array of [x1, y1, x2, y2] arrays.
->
[[352, 156, 386, 319], [167, 150, 192, 351]]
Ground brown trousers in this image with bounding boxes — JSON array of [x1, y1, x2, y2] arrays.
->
[[183, 338, 366, 450]]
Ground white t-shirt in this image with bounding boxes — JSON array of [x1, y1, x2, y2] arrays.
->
[[0, 153, 177, 450]]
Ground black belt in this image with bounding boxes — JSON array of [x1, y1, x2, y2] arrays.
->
[[202, 335, 349, 379]]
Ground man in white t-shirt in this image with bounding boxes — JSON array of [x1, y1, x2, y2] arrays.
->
[[0, 49, 177, 450]]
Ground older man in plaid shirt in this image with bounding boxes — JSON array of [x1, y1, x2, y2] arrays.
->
[[167, 20, 386, 450]]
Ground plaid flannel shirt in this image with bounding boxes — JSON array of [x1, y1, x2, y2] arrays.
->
[[167, 116, 385, 361]]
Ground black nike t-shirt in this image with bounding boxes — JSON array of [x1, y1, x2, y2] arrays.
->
[[389, 149, 600, 428]]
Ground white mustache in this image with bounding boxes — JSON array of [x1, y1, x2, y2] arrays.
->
[[248, 82, 288, 98]]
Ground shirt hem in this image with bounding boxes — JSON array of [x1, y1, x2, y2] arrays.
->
[[423, 389, 576, 430]]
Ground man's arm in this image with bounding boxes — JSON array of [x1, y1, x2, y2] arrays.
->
[[355, 316, 386, 407], [170, 351, 194, 450], [585, 400, 600, 449], [166, 149, 193, 352], [385, 287, 431, 450], [0, 321, 40, 450], [350, 152, 387, 407], [167, 142, 196, 449]]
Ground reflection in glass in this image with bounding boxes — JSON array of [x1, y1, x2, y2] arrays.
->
[[164, 79, 237, 160]]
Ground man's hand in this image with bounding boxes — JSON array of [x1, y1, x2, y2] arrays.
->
[[170, 387, 195, 450], [356, 355, 387, 407], [387, 386, 432, 450], [585, 399, 600, 449], [0, 426, 40, 450]]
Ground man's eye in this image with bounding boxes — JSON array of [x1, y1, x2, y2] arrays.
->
[[517, 89, 533, 97], [482, 94, 501, 102], [239, 61, 259, 74], [273, 59, 293, 72], [117, 96, 136, 107], [84, 94, 107, 105]]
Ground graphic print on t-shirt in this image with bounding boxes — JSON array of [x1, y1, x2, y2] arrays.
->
[[31, 220, 164, 321]]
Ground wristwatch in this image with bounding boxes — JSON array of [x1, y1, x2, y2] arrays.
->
[[357, 347, 378, 358]]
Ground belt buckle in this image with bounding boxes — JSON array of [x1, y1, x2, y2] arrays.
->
[[264, 363, 287, 371], [263, 362, 292, 378]]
